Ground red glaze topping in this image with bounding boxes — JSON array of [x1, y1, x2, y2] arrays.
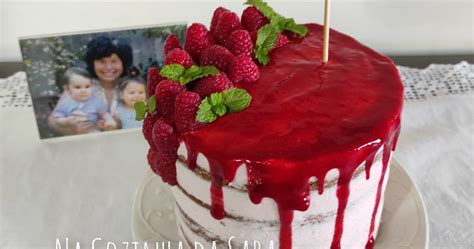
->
[[179, 24, 403, 249]]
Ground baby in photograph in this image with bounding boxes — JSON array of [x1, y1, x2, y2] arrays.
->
[[53, 67, 116, 132], [116, 68, 146, 129]]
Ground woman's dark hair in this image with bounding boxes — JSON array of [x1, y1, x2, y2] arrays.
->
[[118, 67, 146, 96], [84, 36, 133, 78]]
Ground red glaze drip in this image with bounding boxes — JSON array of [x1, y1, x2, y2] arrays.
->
[[391, 127, 401, 151], [278, 205, 294, 249], [208, 157, 242, 220], [210, 173, 225, 219], [364, 152, 377, 180], [185, 143, 198, 170], [365, 122, 401, 249], [179, 24, 403, 249], [331, 166, 357, 249]]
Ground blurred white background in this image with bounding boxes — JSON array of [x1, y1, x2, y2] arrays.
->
[[0, 0, 473, 62]]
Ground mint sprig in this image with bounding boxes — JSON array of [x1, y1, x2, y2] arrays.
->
[[222, 88, 253, 113], [245, 0, 308, 65], [196, 88, 252, 123], [159, 64, 185, 82], [160, 64, 219, 85], [134, 95, 156, 121], [254, 23, 280, 65]]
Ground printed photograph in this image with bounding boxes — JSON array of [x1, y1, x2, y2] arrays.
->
[[19, 23, 186, 139]]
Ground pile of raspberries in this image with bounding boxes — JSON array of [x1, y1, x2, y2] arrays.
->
[[144, 6, 290, 185]]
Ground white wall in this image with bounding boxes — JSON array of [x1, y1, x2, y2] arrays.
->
[[1, 0, 473, 62]]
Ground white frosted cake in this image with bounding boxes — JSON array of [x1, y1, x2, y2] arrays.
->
[[173, 146, 391, 248]]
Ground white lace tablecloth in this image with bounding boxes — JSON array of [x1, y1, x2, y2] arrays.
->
[[1, 62, 473, 249]]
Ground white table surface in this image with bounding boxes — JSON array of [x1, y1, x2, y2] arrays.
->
[[1, 66, 473, 249]]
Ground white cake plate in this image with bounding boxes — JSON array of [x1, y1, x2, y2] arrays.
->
[[132, 159, 428, 248]]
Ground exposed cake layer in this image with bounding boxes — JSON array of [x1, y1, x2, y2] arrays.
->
[[172, 146, 391, 248]]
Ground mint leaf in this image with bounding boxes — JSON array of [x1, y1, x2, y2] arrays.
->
[[186, 65, 202, 75], [161, 64, 220, 85], [196, 88, 252, 123], [160, 64, 185, 81], [147, 95, 156, 113], [255, 50, 270, 66], [247, 0, 308, 64], [254, 23, 279, 65], [200, 66, 220, 78], [255, 23, 278, 47], [134, 95, 158, 121], [212, 104, 227, 117], [178, 75, 192, 85], [179, 65, 219, 84], [179, 65, 201, 84], [279, 18, 308, 36], [134, 102, 147, 121], [222, 88, 252, 113], [246, 0, 307, 37], [196, 99, 217, 123], [209, 92, 224, 106], [245, 0, 280, 20]]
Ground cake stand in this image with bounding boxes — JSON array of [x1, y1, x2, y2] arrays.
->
[[132, 159, 428, 248]]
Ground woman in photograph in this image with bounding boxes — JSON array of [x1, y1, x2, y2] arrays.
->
[[47, 36, 133, 135]]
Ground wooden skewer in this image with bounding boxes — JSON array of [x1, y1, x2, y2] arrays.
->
[[323, 0, 331, 64]]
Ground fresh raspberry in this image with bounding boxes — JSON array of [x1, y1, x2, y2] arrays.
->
[[273, 33, 289, 50], [194, 72, 233, 98], [213, 11, 243, 45], [153, 151, 178, 185], [152, 119, 179, 150], [241, 6, 269, 32], [152, 119, 179, 185], [155, 80, 186, 119], [199, 45, 234, 71], [282, 30, 305, 40], [184, 23, 215, 61], [164, 48, 195, 68], [250, 30, 258, 44], [147, 147, 156, 167], [143, 112, 161, 147], [147, 67, 163, 96], [174, 91, 203, 134], [226, 29, 254, 57], [210, 7, 230, 34], [228, 55, 260, 83], [163, 34, 182, 56]]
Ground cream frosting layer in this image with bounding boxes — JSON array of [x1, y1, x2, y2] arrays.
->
[[170, 144, 390, 248]]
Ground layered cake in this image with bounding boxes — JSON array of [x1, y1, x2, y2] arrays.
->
[[138, 1, 403, 248]]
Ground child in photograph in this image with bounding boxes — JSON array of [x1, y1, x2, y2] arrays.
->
[[53, 67, 117, 132], [116, 68, 146, 129]]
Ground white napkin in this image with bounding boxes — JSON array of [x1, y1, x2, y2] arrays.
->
[[396, 93, 474, 247]]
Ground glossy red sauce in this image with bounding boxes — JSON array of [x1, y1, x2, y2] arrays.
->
[[177, 24, 403, 249]]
